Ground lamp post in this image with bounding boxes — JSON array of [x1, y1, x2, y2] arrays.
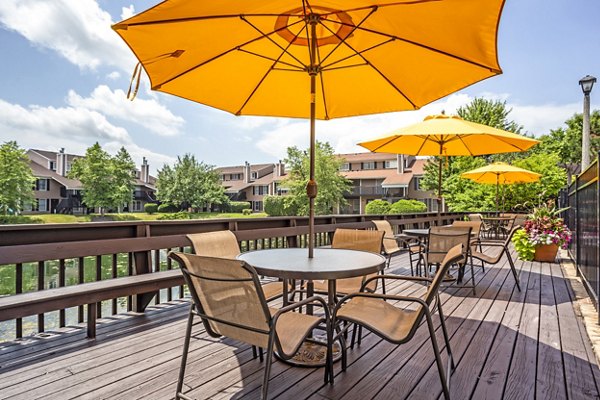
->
[[579, 75, 596, 170]]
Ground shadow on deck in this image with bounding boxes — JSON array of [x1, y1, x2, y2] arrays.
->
[[1, 250, 600, 400]]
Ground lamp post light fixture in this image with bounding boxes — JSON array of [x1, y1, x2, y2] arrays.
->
[[579, 74, 596, 170]]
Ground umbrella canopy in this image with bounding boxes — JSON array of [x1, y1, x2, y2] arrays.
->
[[461, 162, 541, 211], [358, 114, 540, 210], [113, 0, 507, 257]]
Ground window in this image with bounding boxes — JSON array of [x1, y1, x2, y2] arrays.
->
[[36, 179, 50, 191], [414, 177, 421, 190], [66, 162, 72, 172], [253, 185, 269, 195], [230, 173, 242, 180], [37, 199, 48, 212], [362, 161, 375, 170], [132, 200, 143, 212], [253, 201, 263, 211], [251, 171, 258, 179], [49, 161, 56, 171], [384, 160, 397, 169], [340, 162, 350, 171]]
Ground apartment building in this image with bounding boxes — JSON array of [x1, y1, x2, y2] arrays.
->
[[25, 149, 157, 214], [217, 153, 436, 213]]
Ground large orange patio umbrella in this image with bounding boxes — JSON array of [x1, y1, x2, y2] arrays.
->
[[112, 0, 506, 257], [358, 114, 540, 211], [461, 161, 541, 212]]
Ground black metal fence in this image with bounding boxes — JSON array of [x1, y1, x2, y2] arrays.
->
[[561, 153, 600, 316]]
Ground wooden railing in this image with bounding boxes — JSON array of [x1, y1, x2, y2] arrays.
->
[[0, 212, 464, 340]]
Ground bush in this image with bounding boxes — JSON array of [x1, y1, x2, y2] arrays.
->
[[228, 201, 251, 213], [365, 199, 391, 215], [157, 211, 192, 220], [144, 203, 158, 214], [157, 203, 179, 213], [0, 215, 43, 225], [388, 199, 427, 214], [263, 195, 298, 216], [242, 208, 252, 215]]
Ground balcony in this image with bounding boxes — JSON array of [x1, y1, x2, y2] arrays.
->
[[0, 214, 598, 399], [348, 185, 385, 196]]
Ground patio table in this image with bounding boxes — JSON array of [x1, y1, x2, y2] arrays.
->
[[238, 248, 385, 366], [482, 216, 513, 239]]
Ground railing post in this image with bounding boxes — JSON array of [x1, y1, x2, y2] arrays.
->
[[132, 224, 154, 312], [597, 152, 600, 324], [575, 173, 580, 277]]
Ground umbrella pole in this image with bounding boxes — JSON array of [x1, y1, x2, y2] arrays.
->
[[495, 174, 499, 215], [306, 17, 318, 258], [437, 145, 443, 214]]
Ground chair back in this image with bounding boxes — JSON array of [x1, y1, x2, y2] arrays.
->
[[332, 228, 384, 292], [371, 220, 401, 254], [426, 226, 471, 265], [451, 220, 482, 237], [513, 214, 527, 228], [169, 252, 271, 349], [424, 244, 464, 306], [187, 230, 240, 258], [468, 213, 483, 222]]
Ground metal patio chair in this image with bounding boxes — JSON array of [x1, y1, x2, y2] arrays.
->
[[333, 244, 464, 400], [169, 253, 332, 400], [371, 220, 409, 271]]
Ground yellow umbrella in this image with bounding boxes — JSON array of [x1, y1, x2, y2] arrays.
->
[[113, 1, 506, 257], [461, 161, 541, 212], [358, 114, 540, 210]]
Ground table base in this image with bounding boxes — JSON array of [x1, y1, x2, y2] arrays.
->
[[277, 336, 342, 367]]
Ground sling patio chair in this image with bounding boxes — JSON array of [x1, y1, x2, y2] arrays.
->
[[187, 230, 289, 302], [169, 253, 332, 400], [332, 244, 464, 400], [451, 220, 485, 271], [425, 226, 474, 294], [312, 228, 385, 296], [468, 213, 492, 239], [371, 219, 423, 275], [470, 226, 522, 291]]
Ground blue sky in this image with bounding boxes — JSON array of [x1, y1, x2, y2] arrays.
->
[[1, 0, 599, 174]]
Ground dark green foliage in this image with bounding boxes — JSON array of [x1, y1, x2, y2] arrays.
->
[[157, 203, 179, 213], [388, 199, 427, 214], [263, 195, 298, 216], [144, 203, 158, 214], [0, 141, 35, 215], [365, 199, 391, 214], [242, 208, 252, 215], [228, 201, 251, 213], [157, 211, 192, 220], [0, 215, 43, 224]]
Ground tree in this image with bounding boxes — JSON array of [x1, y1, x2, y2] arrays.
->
[[283, 141, 352, 215], [0, 141, 35, 215], [69, 143, 136, 215], [156, 154, 228, 211]]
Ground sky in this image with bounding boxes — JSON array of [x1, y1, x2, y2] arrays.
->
[[0, 0, 599, 174]]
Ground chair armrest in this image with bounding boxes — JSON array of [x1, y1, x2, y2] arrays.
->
[[334, 292, 429, 314], [360, 274, 431, 291], [477, 241, 506, 247]]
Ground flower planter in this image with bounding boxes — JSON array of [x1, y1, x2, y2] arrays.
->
[[534, 243, 559, 262]]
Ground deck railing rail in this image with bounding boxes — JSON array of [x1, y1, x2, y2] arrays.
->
[[560, 152, 600, 317], [0, 212, 464, 341]]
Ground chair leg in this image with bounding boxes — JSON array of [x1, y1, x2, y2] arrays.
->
[[436, 295, 455, 370], [176, 306, 195, 399], [469, 255, 476, 296], [262, 334, 276, 400], [425, 311, 451, 400], [325, 319, 334, 384], [507, 252, 521, 291]]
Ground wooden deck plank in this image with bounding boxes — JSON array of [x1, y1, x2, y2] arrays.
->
[[536, 261, 568, 400], [502, 260, 542, 400], [470, 257, 533, 399], [552, 260, 600, 399]]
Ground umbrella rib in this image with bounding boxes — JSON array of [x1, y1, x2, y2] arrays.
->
[[321, 38, 395, 70], [115, 13, 302, 28], [328, 20, 502, 74], [236, 49, 305, 71], [317, 20, 418, 109], [235, 21, 308, 115], [456, 135, 475, 156], [322, 63, 369, 72], [151, 17, 306, 89], [319, 6, 378, 66], [489, 135, 536, 152], [318, 0, 442, 18]]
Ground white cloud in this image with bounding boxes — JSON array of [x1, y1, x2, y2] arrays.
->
[[120, 5, 135, 20], [103, 141, 175, 174], [67, 85, 185, 137], [0, 0, 135, 72], [106, 71, 121, 80]]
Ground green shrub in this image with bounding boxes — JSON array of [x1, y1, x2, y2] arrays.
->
[[157, 203, 179, 213], [228, 201, 251, 213], [512, 228, 536, 261], [388, 199, 427, 214], [242, 208, 252, 215], [263, 195, 298, 216], [144, 203, 158, 214], [157, 211, 192, 220], [0, 215, 43, 225], [365, 199, 391, 215]]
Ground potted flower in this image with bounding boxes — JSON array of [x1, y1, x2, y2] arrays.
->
[[512, 201, 571, 262]]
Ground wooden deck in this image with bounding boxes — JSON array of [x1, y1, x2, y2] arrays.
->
[[1, 249, 600, 400]]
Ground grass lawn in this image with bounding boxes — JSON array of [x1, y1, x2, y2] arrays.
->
[[30, 212, 268, 224]]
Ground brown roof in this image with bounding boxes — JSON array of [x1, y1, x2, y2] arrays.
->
[[29, 161, 83, 189], [337, 152, 398, 162], [409, 159, 428, 175], [217, 163, 274, 174]]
